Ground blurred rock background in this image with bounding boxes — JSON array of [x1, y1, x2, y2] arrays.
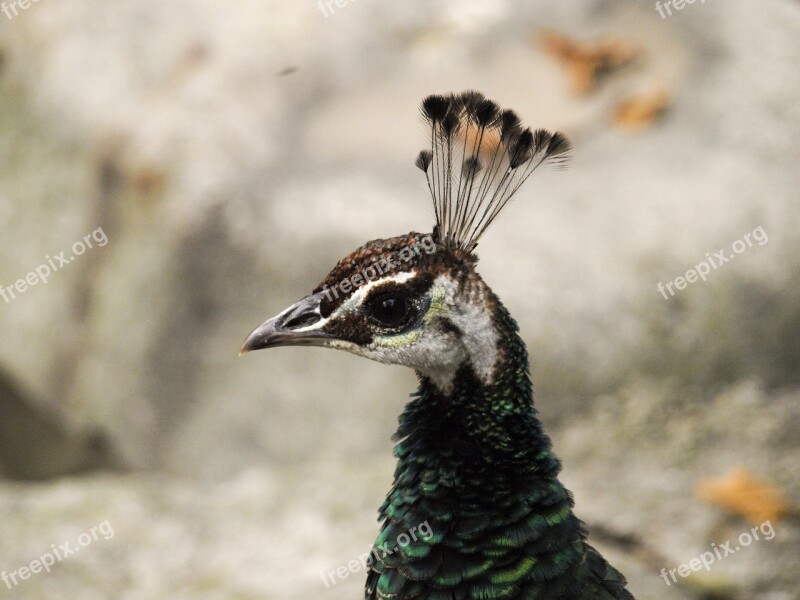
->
[[0, 0, 798, 598]]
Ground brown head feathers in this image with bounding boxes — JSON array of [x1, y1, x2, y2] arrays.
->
[[415, 91, 570, 255]]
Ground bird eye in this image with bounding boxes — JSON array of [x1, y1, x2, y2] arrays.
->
[[366, 292, 412, 329]]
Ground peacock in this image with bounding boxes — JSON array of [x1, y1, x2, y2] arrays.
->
[[241, 91, 635, 599]]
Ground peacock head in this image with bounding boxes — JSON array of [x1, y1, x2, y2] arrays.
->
[[241, 91, 570, 390], [240, 232, 499, 390]]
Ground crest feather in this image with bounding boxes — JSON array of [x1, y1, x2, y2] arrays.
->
[[415, 91, 571, 253]]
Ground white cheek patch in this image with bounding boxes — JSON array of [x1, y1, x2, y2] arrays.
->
[[429, 275, 501, 386], [392, 332, 469, 392], [455, 300, 501, 384]]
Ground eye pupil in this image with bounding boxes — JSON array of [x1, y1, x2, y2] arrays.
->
[[379, 298, 401, 319], [368, 294, 410, 327]]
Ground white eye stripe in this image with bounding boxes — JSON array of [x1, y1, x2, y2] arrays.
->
[[334, 271, 418, 315], [294, 272, 419, 334], [292, 271, 417, 333]]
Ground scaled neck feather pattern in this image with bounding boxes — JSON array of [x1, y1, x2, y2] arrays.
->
[[406, 294, 559, 488], [365, 295, 615, 598]]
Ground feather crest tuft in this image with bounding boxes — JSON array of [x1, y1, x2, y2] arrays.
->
[[415, 91, 571, 253]]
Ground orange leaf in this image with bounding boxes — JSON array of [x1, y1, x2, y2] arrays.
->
[[613, 88, 671, 130], [696, 468, 790, 525], [538, 30, 640, 95]]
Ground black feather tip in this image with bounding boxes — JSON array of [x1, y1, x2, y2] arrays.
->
[[415, 150, 432, 172]]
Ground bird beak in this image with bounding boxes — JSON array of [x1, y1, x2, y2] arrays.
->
[[239, 291, 334, 355]]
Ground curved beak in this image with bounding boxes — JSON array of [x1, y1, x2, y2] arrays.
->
[[239, 291, 334, 355]]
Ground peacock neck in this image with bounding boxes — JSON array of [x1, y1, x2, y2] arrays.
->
[[367, 297, 598, 599], [388, 297, 569, 517]]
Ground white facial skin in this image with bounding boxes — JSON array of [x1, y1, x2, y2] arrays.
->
[[301, 271, 501, 392]]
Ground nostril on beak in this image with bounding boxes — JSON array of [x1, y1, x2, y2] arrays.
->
[[283, 308, 321, 330]]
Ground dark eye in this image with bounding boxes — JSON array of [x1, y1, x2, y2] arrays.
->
[[366, 293, 411, 329]]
